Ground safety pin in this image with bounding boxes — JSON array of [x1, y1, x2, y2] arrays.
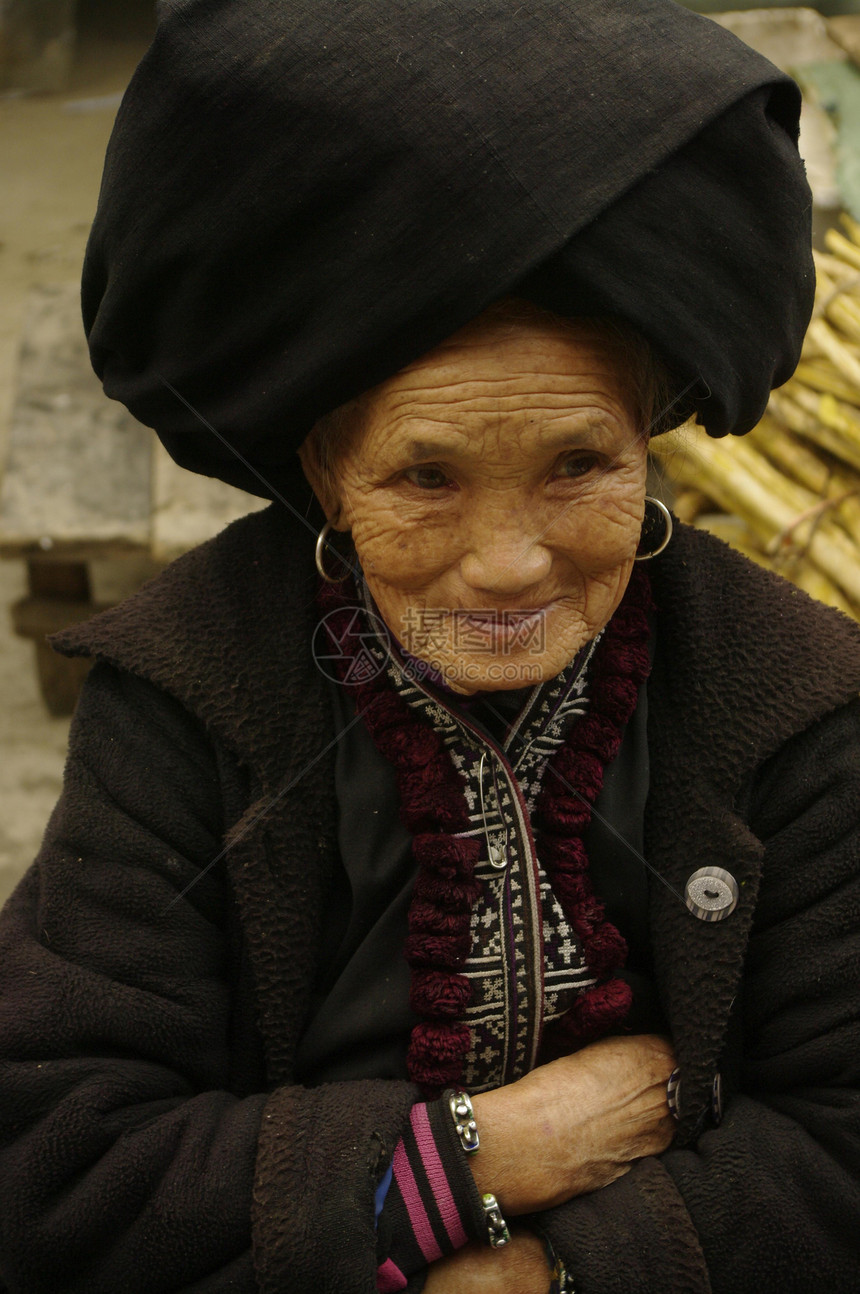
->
[[478, 751, 509, 870]]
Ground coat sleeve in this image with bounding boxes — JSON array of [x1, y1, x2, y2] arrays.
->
[[0, 662, 416, 1294], [531, 698, 860, 1294]]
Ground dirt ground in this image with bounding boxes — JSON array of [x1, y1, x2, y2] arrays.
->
[[0, 9, 153, 905]]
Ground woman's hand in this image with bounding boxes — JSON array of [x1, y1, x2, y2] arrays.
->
[[423, 1229, 551, 1294], [469, 1034, 677, 1215]]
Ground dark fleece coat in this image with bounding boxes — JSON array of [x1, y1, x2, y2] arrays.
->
[[0, 506, 858, 1294]]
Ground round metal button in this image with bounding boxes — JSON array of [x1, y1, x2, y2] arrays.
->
[[685, 867, 739, 921], [711, 1072, 723, 1125]]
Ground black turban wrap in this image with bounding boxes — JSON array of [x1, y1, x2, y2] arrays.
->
[[82, 0, 814, 502]]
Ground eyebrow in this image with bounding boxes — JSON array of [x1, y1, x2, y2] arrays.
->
[[404, 420, 618, 463]]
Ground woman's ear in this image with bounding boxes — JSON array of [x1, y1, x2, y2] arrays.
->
[[297, 439, 349, 531]]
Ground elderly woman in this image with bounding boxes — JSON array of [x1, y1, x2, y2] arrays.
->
[[1, 1, 859, 1292]]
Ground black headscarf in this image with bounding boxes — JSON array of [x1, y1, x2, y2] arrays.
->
[[82, 0, 814, 501]]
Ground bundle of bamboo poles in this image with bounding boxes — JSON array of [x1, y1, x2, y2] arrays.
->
[[650, 213, 860, 621]]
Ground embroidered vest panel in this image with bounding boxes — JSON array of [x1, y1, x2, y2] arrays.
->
[[317, 567, 652, 1093], [379, 638, 601, 1090]]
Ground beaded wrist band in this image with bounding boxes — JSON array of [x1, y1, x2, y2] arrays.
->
[[444, 1089, 510, 1249]]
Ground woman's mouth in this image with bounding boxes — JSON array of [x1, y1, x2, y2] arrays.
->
[[450, 605, 551, 651]]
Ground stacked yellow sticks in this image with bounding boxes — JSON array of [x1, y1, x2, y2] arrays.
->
[[650, 214, 860, 621]]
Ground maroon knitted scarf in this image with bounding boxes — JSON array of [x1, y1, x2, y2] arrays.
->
[[318, 568, 653, 1094]]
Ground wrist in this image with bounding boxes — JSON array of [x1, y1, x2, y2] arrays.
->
[[468, 1085, 552, 1215], [422, 1231, 555, 1294], [504, 1228, 559, 1291]]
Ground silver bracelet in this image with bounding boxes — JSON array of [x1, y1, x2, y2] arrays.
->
[[445, 1089, 511, 1249], [481, 1192, 511, 1248], [447, 1088, 479, 1153]]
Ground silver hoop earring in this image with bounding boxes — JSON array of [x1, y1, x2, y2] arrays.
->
[[315, 521, 350, 583], [634, 496, 673, 561]]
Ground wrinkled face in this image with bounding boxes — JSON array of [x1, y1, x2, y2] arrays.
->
[[305, 312, 649, 693]]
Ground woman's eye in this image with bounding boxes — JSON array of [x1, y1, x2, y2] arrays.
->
[[404, 465, 451, 490], [557, 453, 600, 479]]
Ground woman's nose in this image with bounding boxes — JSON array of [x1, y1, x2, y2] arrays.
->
[[459, 513, 552, 596]]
